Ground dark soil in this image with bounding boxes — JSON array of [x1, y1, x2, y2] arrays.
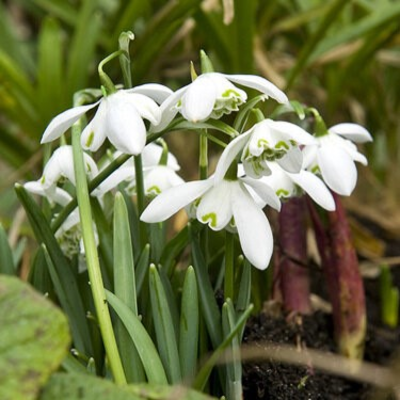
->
[[242, 266, 400, 400]]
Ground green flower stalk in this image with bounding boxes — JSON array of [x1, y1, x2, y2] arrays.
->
[[71, 121, 126, 384]]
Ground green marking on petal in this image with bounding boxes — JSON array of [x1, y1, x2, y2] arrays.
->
[[275, 141, 289, 150], [147, 185, 161, 195], [85, 131, 95, 148], [40, 176, 45, 184], [257, 139, 269, 148], [276, 189, 290, 197], [201, 212, 217, 228], [86, 163, 92, 172], [222, 89, 240, 98]]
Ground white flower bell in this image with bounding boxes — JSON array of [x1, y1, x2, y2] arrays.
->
[[152, 73, 288, 132], [41, 84, 172, 155], [141, 171, 280, 270], [303, 123, 372, 196], [214, 119, 316, 182]]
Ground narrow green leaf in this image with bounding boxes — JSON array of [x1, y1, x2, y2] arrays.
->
[[15, 184, 92, 355], [28, 246, 54, 298], [193, 303, 253, 391], [149, 265, 181, 384], [135, 244, 150, 295], [61, 354, 90, 375], [310, 2, 400, 63], [113, 192, 145, 383], [0, 275, 70, 400], [0, 223, 15, 275], [179, 266, 199, 380], [105, 289, 168, 385], [222, 300, 242, 400], [37, 17, 65, 129], [190, 224, 222, 348], [236, 258, 251, 314], [66, 1, 103, 96], [31, 0, 77, 25], [286, 0, 349, 89]]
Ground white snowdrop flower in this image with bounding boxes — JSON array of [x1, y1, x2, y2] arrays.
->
[[41, 84, 172, 155], [40, 145, 98, 191], [152, 72, 288, 132], [303, 123, 372, 196], [141, 170, 280, 270], [214, 119, 316, 182]]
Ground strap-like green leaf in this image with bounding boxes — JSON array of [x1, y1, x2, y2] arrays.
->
[[105, 290, 168, 385]]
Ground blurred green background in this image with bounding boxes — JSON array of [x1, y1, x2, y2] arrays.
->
[[1, 0, 399, 252]]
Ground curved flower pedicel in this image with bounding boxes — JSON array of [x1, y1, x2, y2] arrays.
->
[[151, 72, 288, 132], [141, 174, 280, 270], [40, 84, 172, 155], [303, 123, 372, 196], [214, 119, 316, 182]]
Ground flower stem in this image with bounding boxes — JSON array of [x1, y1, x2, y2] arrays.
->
[[71, 124, 126, 384], [224, 231, 235, 302], [199, 130, 208, 180], [134, 155, 148, 249]]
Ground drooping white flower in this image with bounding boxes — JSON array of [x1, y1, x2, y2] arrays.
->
[[141, 173, 280, 270], [41, 84, 173, 155], [303, 123, 372, 196], [40, 145, 98, 191], [214, 119, 316, 182], [92, 143, 182, 197], [152, 73, 288, 132], [256, 162, 335, 211]]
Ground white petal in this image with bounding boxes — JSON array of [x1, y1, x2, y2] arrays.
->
[[269, 120, 315, 145], [289, 170, 335, 211], [318, 146, 357, 196], [241, 177, 281, 211], [92, 166, 134, 197], [150, 86, 188, 133], [141, 143, 180, 171], [140, 179, 213, 223], [124, 93, 161, 126], [196, 180, 234, 230], [214, 131, 251, 182], [81, 101, 108, 152], [302, 144, 319, 169], [41, 101, 100, 143], [106, 100, 147, 155], [180, 75, 217, 122], [144, 166, 184, 195], [232, 188, 273, 270], [42, 146, 75, 187], [329, 123, 372, 143], [127, 84, 173, 104], [223, 73, 288, 104], [275, 146, 303, 173]]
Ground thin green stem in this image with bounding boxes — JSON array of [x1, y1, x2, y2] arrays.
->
[[199, 130, 208, 180], [224, 231, 235, 302], [71, 124, 126, 385], [199, 131, 209, 264], [134, 155, 147, 249]]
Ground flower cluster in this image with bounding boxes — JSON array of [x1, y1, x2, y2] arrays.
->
[[26, 57, 372, 269]]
